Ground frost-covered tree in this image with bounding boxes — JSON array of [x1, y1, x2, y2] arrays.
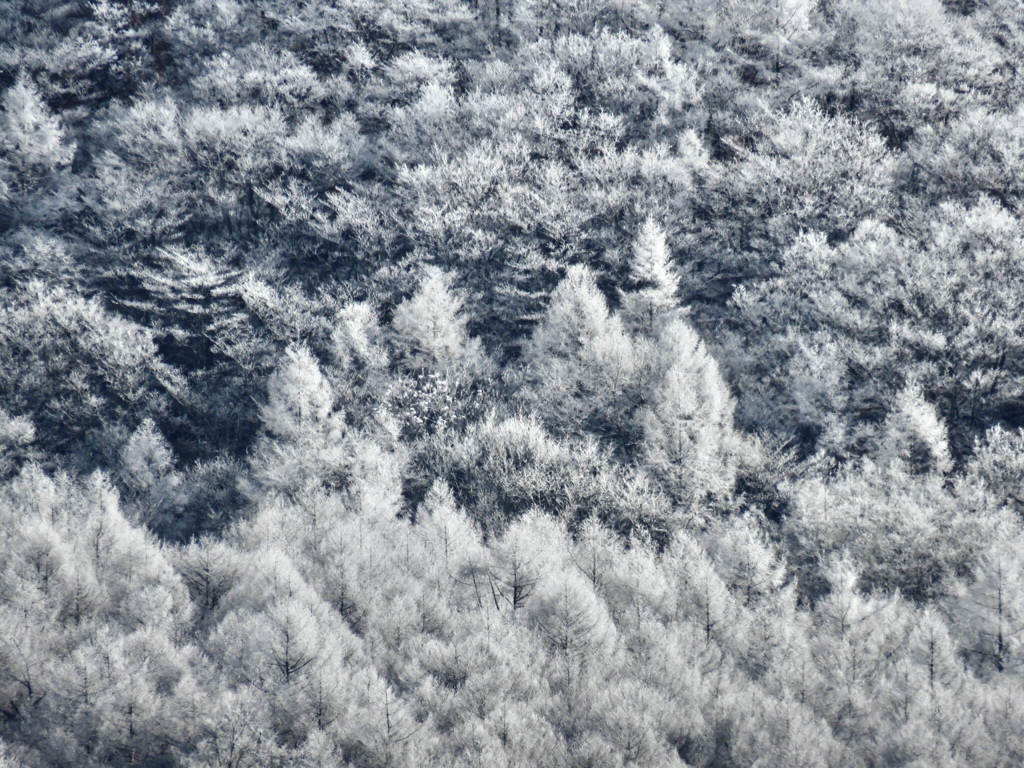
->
[[952, 531, 1024, 676], [520, 265, 641, 442], [785, 463, 997, 600], [117, 418, 186, 533], [619, 218, 682, 336], [711, 0, 817, 75], [704, 516, 785, 607], [246, 345, 351, 499], [965, 426, 1024, 518], [638, 319, 739, 513], [0, 410, 35, 479], [391, 265, 486, 376], [877, 385, 953, 475], [0, 76, 75, 200]]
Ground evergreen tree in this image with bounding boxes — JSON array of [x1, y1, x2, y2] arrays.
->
[[878, 385, 954, 475], [619, 218, 683, 336], [638, 319, 739, 514], [953, 531, 1024, 676], [246, 345, 351, 500], [520, 265, 640, 441], [0, 75, 75, 200], [391, 265, 486, 376]]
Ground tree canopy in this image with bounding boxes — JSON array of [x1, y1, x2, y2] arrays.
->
[[3, 0, 1024, 764]]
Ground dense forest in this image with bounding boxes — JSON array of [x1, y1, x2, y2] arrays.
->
[[3, 0, 1024, 764]]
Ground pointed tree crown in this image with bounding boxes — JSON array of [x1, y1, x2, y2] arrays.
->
[[261, 345, 335, 442], [879, 385, 953, 475], [1, 75, 75, 179], [391, 266, 483, 375], [525, 264, 613, 364], [620, 219, 681, 335]]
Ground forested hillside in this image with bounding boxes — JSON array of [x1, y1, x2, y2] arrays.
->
[[3, 0, 1024, 765]]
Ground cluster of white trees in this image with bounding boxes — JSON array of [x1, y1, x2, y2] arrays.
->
[[4, 0, 1024, 763], [2, 234, 1024, 764], [2, 435, 1024, 766]]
